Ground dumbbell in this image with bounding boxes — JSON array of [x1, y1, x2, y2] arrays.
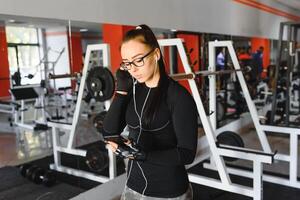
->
[[20, 164, 32, 177], [20, 164, 39, 178], [20, 164, 56, 187], [29, 167, 56, 187]]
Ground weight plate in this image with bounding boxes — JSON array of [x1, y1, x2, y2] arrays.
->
[[86, 67, 115, 102]]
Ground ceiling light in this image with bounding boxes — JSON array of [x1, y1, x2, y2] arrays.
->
[[79, 28, 88, 32]]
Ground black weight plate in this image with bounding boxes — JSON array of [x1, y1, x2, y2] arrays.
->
[[43, 171, 56, 187], [20, 164, 32, 177], [86, 147, 109, 173], [217, 101, 225, 122], [86, 67, 115, 102], [227, 131, 244, 148], [93, 111, 107, 133], [265, 111, 271, 125], [26, 165, 39, 180], [217, 131, 244, 162], [32, 168, 45, 184]]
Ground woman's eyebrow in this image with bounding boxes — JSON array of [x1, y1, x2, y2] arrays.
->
[[131, 53, 143, 59], [122, 53, 144, 61]]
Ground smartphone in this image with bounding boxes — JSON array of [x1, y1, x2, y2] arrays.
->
[[104, 135, 127, 145]]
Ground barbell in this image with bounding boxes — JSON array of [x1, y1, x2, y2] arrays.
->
[[81, 66, 250, 102]]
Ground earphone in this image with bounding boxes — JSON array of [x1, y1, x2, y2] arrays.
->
[[125, 77, 150, 197]]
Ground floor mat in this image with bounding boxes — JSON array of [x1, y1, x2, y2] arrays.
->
[[188, 162, 300, 200], [0, 166, 85, 200]]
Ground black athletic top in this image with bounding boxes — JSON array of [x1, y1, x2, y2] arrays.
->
[[103, 78, 198, 198]]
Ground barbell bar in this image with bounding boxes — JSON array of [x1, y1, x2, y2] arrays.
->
[[170, 67, 251, 81], [52, 66, 251, 102], [48, 72, 81, 79]]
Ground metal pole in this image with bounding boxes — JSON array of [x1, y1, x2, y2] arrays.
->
[[270, 22, 284, 125]]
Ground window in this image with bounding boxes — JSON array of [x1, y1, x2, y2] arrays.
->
[[6, 26, 41, 84]]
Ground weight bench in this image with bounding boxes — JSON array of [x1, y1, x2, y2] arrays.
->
[[10, 87, 48, 131]]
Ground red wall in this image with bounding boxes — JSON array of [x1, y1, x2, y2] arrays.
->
[[0, 26, 10, 97], [102, 24, 134, 74], [176, 33, 201, 93], [163, 46, 170, 74], [251, 37, 270, 78], [68, 32, 83, 73], [67, 31, 83, 89]]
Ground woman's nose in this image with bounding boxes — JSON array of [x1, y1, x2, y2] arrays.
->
[[130, 65, 138, 72]]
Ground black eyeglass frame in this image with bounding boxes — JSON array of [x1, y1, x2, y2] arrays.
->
[[120, 48, 155, 70]]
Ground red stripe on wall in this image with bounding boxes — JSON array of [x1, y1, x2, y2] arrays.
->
[[233, 0, 300, 21], [0, 26, 10, 97], [67, 32, 83, 89]]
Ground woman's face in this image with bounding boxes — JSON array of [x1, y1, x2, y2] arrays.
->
[[121, 39, 159, 83]]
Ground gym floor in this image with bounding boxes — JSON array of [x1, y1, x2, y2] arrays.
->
[[0, 111, 300, 199]]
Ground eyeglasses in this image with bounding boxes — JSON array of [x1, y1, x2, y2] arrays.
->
[[120, 48, 155, 71]]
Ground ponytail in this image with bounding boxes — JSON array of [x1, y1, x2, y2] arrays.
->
[[122, 24, 169, 127]]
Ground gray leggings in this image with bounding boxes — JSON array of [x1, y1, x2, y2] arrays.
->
[[120, 184, 193, 200]]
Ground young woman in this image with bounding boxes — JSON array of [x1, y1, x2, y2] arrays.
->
[[103, 24, 198, 200]]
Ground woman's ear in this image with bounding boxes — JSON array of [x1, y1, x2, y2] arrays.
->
[[155, 48, 161, 61]]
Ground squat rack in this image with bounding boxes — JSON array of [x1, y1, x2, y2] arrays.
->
[[205, 40, 300, 193], [159, 39, 274, 200], [47, 44, 117, 183]]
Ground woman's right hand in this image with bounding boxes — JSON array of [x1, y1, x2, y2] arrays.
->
[[116, 68, 133, 94], [105, 141, 118, 152]]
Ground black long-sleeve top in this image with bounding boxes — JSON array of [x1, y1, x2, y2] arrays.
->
[[103, 78, 198, 198]]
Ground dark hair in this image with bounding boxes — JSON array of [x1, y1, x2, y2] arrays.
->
[[259, 46, 264, 51], [122, 24, 169, 127]]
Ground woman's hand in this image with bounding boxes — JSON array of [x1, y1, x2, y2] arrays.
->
[[115, 68, 133, 94], [105, 141, 118, 152], [105, 138, 131, 153], [105, 139, 146, 161]]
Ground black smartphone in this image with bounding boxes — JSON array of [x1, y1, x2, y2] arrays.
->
[[103, 135, 127, 145]]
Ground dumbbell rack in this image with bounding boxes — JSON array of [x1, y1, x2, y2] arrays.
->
[[47, 44, 117, 183]]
